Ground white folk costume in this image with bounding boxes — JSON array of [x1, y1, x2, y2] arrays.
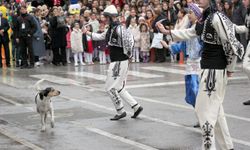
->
[[168, 7, 244, 150], [90, 5, 143, 120]]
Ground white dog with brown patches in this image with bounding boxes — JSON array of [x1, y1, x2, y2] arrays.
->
[[35, 79, 60, 132]]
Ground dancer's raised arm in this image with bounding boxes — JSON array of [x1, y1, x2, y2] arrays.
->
[[83, 26, 107, 41], [235, 24, 249, 34], [156, 22, 198, 41]]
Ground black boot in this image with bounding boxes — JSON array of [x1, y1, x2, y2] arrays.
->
[[28, 64, 34, 69], [20, 64, 28, 69], [243, 100, 250, 105], [193, 122, 200, 128], [110, 112, 127, 121], [131, 106, 143, 118]]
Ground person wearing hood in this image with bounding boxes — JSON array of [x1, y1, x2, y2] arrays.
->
[[16, 5, 37, 69], [83, 5, 143, 121], [157, 0, 244, 149]]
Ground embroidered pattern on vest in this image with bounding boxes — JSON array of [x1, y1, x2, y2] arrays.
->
[[202, 15, 221, 45], [108, 26, 123, 47]]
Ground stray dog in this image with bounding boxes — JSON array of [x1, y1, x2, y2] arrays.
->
[[34, 79, 60, 132]]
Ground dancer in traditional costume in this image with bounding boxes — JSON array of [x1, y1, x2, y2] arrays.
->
[[83, 5, 143, 120], [157, 0, 244, 149]]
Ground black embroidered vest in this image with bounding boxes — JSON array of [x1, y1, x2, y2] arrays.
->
[[106, 25, 123, 48], [106, 24, 128, 62], [199, 10, 227, 69]]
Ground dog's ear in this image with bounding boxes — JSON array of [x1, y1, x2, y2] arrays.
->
[[44, 90, 49, 97], [39, 92, 44, 100], [44, 88, 52, 97]]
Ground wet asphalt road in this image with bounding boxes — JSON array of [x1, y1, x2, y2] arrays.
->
[[0, 62, 250, 150]]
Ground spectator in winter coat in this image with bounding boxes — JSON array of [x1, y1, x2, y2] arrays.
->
[[232, 0, 247, 48], [139, 23, 150, 63], [125, 8, 139, 28], [82, 24, 94, 64], [71, 22, 85, 66], [0, 11, 10, 68], [96, 24, 108, 64], [32, 8, 46, 67], [128, 17, 140, 62], [16, 5, 37, 69], [66, 15, 72, 64], [49, 7, 68, 66]]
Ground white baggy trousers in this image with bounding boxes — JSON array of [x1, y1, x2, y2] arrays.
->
[[195, 69, 234, 150], [105, 60, 138, 114]]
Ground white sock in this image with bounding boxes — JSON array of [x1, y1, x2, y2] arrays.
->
[[74, 53, 78, 65]]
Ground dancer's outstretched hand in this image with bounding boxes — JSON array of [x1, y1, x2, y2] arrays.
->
[[160, 40, 169, 49], [156, 22, 169, 35]]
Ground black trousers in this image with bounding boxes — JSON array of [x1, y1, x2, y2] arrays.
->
[[0, 40, 10, 66], [19, 37, 34, 66], [155, 48, 166, 62], [12, 41, 21, 66], [52, 46, 66, 64]]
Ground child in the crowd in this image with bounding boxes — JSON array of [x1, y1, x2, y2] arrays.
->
[[82, 25, 94, 65], [89, 13, 100, 61], [66, 16, 72, 64], [42, 22, 53, 64], [139, 23, 150, 63], [71, 22, 85, 66], [96, 24, 108, 64], [138, 16, 146, 25], [128, 17, 140, 62]]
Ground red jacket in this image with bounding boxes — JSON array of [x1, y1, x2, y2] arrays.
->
[[66, 26, 71, 49]]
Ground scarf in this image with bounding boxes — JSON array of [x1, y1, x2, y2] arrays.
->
[[121, 25, 134, 58], [216, 12, 244, 64]]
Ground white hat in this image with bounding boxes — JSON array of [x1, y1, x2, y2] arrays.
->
[[139, 16, 145, 21], [104, 5, 118, 17]]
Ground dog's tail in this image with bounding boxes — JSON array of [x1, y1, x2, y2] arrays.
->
[[34, 79, 45, 91]]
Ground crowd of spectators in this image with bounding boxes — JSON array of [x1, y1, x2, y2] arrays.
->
[[0, 0, 247, 68]]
